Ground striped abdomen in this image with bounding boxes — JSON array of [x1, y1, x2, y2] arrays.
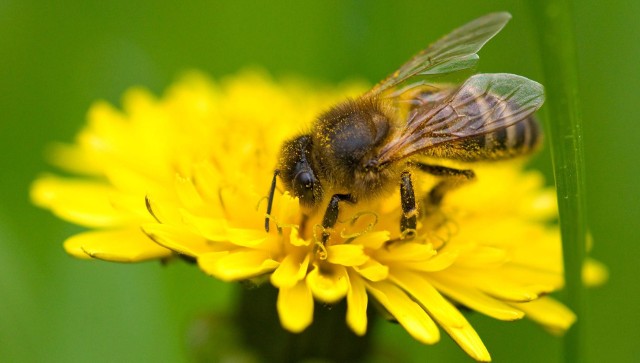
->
[[413, 84, 543, 162], [429, 115, 542, 162], [463, 115, 541, 160]]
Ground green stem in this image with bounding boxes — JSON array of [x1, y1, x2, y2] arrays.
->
[[186, 284, 377, 362], [237, 284, 376, 363], [529, 2, 587, 363]]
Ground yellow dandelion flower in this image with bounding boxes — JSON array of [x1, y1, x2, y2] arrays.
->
[[32, 71, 606, 362], [31, 71, 361, 262]]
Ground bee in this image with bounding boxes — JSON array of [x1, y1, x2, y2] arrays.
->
[[265, 12, 544, 242]]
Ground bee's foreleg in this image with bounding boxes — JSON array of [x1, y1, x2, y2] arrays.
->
[[414, 163, 475, 207], [265, 169, 280, 232], [400, 171, 418, 236], [321, 194, 355, 243]]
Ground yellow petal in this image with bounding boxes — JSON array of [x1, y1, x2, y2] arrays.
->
[[366, 281, 440, 345], [48, 142, 102, 175], [389, 270, 491, 362], [430, 274, 524, 321], [225, 228, 269, 248], [63, 235, 94, 260], [399, 250, 459, 272], [181, 209, 268, 247], [306, 265, 349, 303], [175, 174, 204, 210], [390, 270, 466, 329], [180, 210, 229, 240], [144, 194, 184, 224], [31, 176, 140, 228], [494, 264, 563, 290], [327, 244, 369, 266], [288, 227, 310, 247], [447, 270, 550, 302], [583, 258, 608, 287], [142, 223, 216, 256], [278, 280, 314, 333], [356, 231, 391, 249], [454, 246, 509, 268], [198, 249, 278, 281], [271, 252, 309, 288], [346, 270, 368, 336], [442, 320, 491, 362], [354, 259, 389, 281], [481, 282, 553, 303], [521, 189, 558, 220], [64, 228, 171, 262], [378, 241, 437, 263], [190, 161, 224, 202], [104, 164, 168, 197], [274, 192, 304, 225], [108, 193, 157, 221], [510, 297, 576, 335]]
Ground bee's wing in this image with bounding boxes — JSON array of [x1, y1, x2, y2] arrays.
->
[[366, 12, 511, 97], [390, 82, 457, 110], [375, 73, 544, 165]]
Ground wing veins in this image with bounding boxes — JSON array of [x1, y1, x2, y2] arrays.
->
[[375, 73, 544, 164], [366, 12, 512, 96]]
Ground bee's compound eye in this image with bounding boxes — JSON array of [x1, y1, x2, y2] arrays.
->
[[293, 171, 316, 205], [297, 172, 313, 188]]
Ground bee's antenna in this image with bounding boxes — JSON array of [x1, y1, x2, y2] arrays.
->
[[265, 169, 280, 232]]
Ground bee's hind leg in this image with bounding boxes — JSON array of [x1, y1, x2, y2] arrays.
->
[[400, 171, 418, 237], [413, 163, 475, 209]]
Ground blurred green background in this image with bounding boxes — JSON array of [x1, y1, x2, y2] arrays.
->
[[1, 0, 637, 362]]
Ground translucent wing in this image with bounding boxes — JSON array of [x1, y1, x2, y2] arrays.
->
[[375, 73, 545, 165], [366, 12, 512, 97], [391, 82, 456, 110]]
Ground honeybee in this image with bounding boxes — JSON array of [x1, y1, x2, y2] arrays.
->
[[265, 12, 544, 242]]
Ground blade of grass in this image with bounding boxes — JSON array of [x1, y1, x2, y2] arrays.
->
[[528, 1, 587, 363]]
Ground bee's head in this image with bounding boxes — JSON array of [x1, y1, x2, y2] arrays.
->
[[278, 135, 324, 208]]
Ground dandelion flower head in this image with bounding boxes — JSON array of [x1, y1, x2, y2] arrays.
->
[[31, 71, 606, 362]]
